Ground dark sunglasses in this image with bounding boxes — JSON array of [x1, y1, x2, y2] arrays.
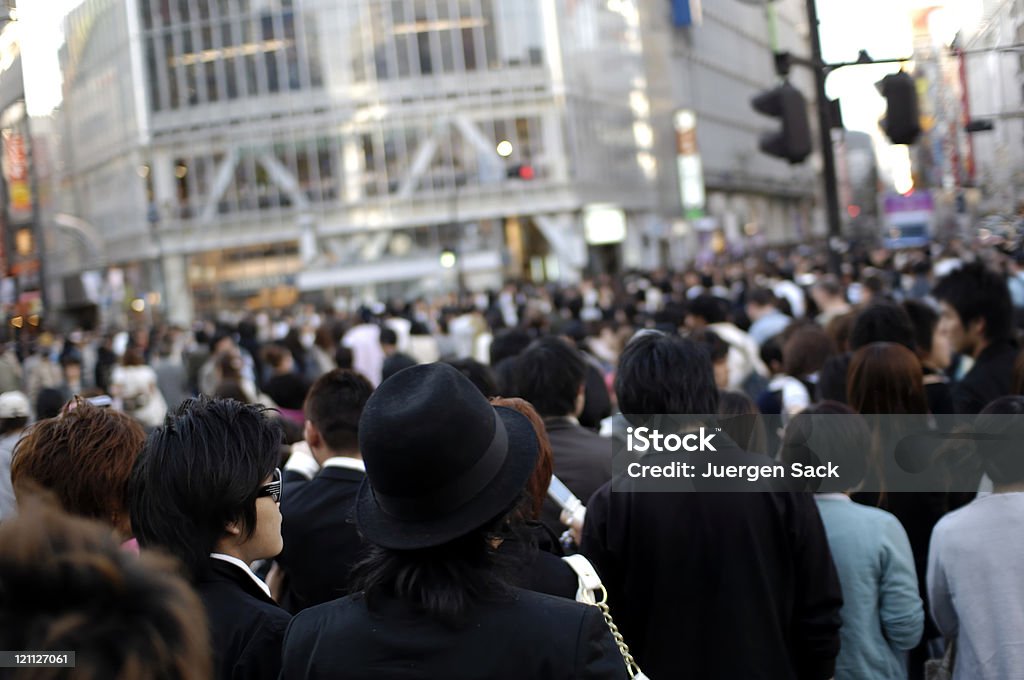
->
[[257, 468, 282, 503]]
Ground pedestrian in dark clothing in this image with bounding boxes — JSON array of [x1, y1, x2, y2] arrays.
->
[[276, 369, 374, 612], [933, 262, 1019, 414], [129, 397, 290, 680], [280, 363, 626, 679], [581, 333, 843, 680], [515, 336, 612, 535]]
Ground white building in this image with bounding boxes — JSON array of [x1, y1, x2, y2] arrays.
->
[[28, 0, 824, 325]]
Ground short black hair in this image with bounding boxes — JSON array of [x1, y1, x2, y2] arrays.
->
[[128, 397, 282, 580], [515, 337, 586, 418], [688, 328, 729, 363], [849, 300, 916, 352], [492, 356, 519, 396], [304, 369, 374, 453], [616, 333, 719, 415], [747, 288, 778, 308], [379, 327, 398, 346], [445, 358, 499, 398], [489, 329, 533, 366], [902, 300, 939, 354], [976, 396, 1024, 484], [335, 345, 354, 370], [933, 262, 1013, 343], [688, 295, 728, 325]]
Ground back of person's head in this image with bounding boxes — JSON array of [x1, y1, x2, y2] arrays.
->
[[262, 343, 291, 371], [35, 387, 67, 421], [492, 356, 519, 396], [379, 327, 398, 347], [783, 326, 837, 378], [212, 380, 251, 403], [933, 261, 1013, 343], [616, 333, 719, 415], [129, 397, 283, 579], [849, 300, 917, 352], [122, 347, 146, 367], [847, 342, 927, 415], [687, 328, 729, 364], [717, 390, 766, 454], [902, 299, 940, 358], [781, 401, 870, 491], [0, 500, 211, 680], [515, 336, 586, 418], [688, 295, 728, 325], [826, 311, 857, 353], [976, 396, 1024, 485], [490, 396, 553, 521], [760, 335, 784, 374], [382, 353, 417, 382], [446, 358, 499, 397], [813, 275, 843, 300], [746, 288, 778, 310], [489, 329, 533, 366], [304, 369, 374, 454], [0, 390, 31, 435], [334, 345, 354, 370], [11, 399, 145, 534]]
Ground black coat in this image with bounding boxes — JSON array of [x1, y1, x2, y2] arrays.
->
[[499, 521, 579, 600], [951, 339, 1019, 414], [197, 558, 291, 680], [280, 587, 628, 679], [277, 465, 366, 613], [581, 441, 843, 680], [540, 418, 613, 535]]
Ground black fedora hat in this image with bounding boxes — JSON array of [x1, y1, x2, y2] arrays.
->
[[355, 362, 539, 550]]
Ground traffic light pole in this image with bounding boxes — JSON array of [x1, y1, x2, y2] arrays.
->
[[805, 0, 843, 277]]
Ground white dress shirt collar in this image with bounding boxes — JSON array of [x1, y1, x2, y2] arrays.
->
[[209, 553, 272, 599]]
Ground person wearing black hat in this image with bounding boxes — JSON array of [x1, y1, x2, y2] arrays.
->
[[280, 363, 627, 679]]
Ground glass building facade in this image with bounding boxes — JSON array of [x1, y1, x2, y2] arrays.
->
[[30, 0, 659, 324]]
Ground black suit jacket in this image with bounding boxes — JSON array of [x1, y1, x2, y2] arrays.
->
[[581, 440, 843, 680], [952, 339, 1019, 414], [280, 587, 627, 679], [197, 558, 291, 680], [541, 418, 613, 534], [277, 465, 366, 613]]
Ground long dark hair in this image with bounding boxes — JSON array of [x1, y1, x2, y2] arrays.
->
[[350, 509, 517, 627]]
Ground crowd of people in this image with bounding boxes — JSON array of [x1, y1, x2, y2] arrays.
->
[[1, 239, 1024, 679]]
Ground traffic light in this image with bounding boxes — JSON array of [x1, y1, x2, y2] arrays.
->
[[751, 82, 812, 164], [878, 71, 920, 145], [507, 164, 535, 180]]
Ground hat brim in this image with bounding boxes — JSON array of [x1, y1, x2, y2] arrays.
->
[[355, 406, 539, 550]]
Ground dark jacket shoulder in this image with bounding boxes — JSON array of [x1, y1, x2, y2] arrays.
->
[[197, 559, 291, 680], [282, 587, 627, 679]]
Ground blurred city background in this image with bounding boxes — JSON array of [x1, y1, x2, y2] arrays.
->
[[0, 0, 1015, 329]]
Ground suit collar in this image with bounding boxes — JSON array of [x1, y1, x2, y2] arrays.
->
[[205, 555, 274, 602], [322, 457, 366, 472], [318, 465, 366, 483], [542, 416, 580, 431]]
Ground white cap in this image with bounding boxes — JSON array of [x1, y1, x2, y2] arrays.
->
[[0, 391, 31, 419]]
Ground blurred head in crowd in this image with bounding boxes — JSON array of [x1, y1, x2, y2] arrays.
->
[[745, 288, 781, 322], [717, 390, 766, 454], [933, 262, 1013, 357], [490, 329, 533, 367], [975, 396, 1024, 487], [490, 396, 554, 521], [304, 369, 374, 465], [685, 295, 728, 328], [688, 328, 730, 389], [122, 346, 146, 367], [129, 397, 284, 580], [0, 390, 30, 436], [616, 333, 719, 415], [783, 326, 837, 380], [11, 398, 146, 536], [263, 343, 294, 375], [780, 401, 870, 493], [826, 311, 857, 354], [515, 337, 586, 419], [902, 300, 953, 373], [849, 300, 916, 352], [334, 345, 354, 370], [0, 500, 211, 680], [446, 358, 499, 398], [847, 342, 927, 415], [379, 327, 398, 356], [35, 387, 67, 421], [811, 275, 845, 308]]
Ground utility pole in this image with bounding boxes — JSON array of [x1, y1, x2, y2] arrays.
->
[[804, 0, 843, 277]]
